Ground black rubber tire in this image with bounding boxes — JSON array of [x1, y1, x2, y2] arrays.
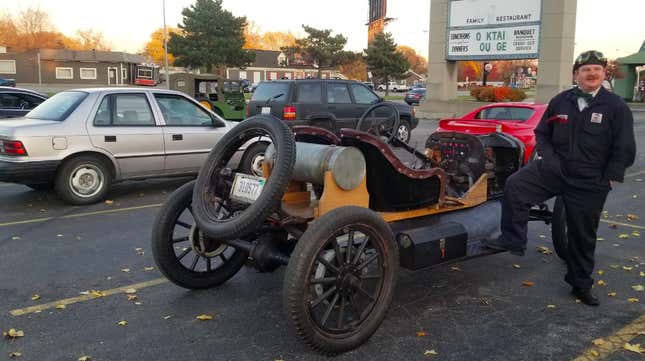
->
[[192, 114, 296, 241], [396, 119, 411, 143], [551, 196, 569, 262], [283, 206, 399, 355], [54, 155, 112, 205], [25, 182, 53, 191], [239, 141, 269, 177], [151, 181, 247, 289]]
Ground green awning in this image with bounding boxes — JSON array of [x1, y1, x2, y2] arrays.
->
[[617, 41, 645, 65]]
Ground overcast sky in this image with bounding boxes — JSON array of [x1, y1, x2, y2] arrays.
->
[[1, 0, 643, 60]]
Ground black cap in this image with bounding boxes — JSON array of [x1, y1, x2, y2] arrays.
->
[[573, 50, 607, 72]]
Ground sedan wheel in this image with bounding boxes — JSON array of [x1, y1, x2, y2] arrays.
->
[[55, 155, 111, 205]]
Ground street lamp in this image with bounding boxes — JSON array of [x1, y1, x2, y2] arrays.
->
[[483, 62, 493, 86]]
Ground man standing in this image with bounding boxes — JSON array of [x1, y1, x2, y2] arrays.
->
[[486, 50, 636, 306]]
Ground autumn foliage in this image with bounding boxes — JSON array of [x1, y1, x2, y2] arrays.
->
[[144, 27, 183, 65], [470, 86, 527, 102], [243, 21, 296, 51]]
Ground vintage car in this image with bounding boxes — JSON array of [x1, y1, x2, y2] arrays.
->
[[151, 104, 567, 354]]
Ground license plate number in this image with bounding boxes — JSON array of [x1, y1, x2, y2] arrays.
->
[[261, 106, 271, 114], [230, 173, 266, 203]]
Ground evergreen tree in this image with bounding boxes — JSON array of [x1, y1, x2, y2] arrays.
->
[[365, 32, 409, 95], [282, 25, 354, 78]]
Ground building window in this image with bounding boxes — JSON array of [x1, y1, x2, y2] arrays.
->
[[137, 68, 153, 79], [121, 68, 127, 80], [55, 67, 74, 80], [79, 68, 97, 80], [269, 72, 277, 80], [239, 70, 247, 80], [0, 60, 16, 74]]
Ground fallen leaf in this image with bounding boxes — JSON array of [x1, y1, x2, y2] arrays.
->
[[31, 294, 40, 301], [590, 350, 599, 357], [623, 342, 644, 354], [451, 266, 461, 272], [613, 243, 621, 247], [631, 256, 641, 261], [592, 338, 605, 346], [597, 280, 606, 286], [623, 266, 633, 271], [424, 349, 438, 356], [597, 237, 605, 241], [144, 267, 155, 271], [597, 270, 604, 275], [522, 281, 535, 287], [632, 285, 644, 292], [640, 272, 645, 277], [546, 304, 556, 309], [117, 320, 127, 326], [79, 291, 90, 295], [124, 288, 137, 294], [11, 236, 20, 240], [608, 292, 617, 297], [536, 246, 553, 255], [633, 195, 638, 199], [512, 264, 521, 269], [105, 200, 114, 205], [633, 231, 641, 237], [56, 304, 66, 309], [539, 234, 546, 239], [127, 295, 138, 301], [56, 234, 63, 238], [619, 234, 630, 239], [78, 356, 91, 361], [163, 315, 172, 320], [8, 352, 22, 358], [627, 298, 639, 303], [416, 331, 427, 337], [134, 302, 143, 305], [3, 329, 24, 339], [196, 314, 213, 321], [90, 290, 105, 298], [626, 214, 640, 221], [609, 224, 618, 229], [610, 264, 620, 269], [121, 268, 130, 273]]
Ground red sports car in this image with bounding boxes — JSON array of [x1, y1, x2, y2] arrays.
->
[[437, 102, 547, 164]]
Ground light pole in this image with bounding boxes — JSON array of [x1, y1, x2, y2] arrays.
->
[[163, 0, 170, 89], [483, 62, 492, 86]]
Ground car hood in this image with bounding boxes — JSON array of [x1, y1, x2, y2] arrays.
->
[[0, 117, 60, 136]]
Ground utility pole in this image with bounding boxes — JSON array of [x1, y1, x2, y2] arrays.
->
[[163, 0, 170, 89]]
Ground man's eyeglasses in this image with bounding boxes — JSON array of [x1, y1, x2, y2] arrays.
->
[[575, 50, 607, 65]]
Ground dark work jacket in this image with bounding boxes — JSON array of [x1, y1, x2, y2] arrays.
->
[[534, 86, 636, 184]]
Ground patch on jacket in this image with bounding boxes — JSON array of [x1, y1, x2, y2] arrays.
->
[[591, 112, 603, 124]]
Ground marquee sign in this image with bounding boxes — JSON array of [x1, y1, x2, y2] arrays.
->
[[446, 0, 542, 60]]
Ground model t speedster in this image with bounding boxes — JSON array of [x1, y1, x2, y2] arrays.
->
[[151, 104, 567, 354]]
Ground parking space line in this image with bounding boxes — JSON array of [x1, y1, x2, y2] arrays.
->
[[9, 277, 168, 316], [625, 169, 645, 178], [0, 203, 162, 228], [573, 312, 645, 361], [600, 219, 645, 230]]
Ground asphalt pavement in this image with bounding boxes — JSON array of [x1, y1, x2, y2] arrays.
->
[[0, 113, 644, 361]]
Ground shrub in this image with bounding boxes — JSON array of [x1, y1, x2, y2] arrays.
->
[[470, 86, 527, 102]]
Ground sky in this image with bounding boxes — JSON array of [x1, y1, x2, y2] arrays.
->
[[1, 0, 644, 60]]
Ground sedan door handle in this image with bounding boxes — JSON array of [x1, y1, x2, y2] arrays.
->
[[104, 135, 116, 142], [172, 134, 183, 141]]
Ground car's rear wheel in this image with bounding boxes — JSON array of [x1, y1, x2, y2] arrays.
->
[[55, 155, 111, 205], [284, 206, 399, 355]]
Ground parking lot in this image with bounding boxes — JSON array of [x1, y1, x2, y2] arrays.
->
[[1, 114, 644, 361]]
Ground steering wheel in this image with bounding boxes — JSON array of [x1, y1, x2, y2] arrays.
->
[[355, 102, 401, 144]]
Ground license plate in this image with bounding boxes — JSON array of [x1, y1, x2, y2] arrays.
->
[[230, 173, 266, 203], [261, 106, 271, 114]]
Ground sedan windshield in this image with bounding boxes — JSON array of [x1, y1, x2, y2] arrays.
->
[[26, 91, 88, 121]]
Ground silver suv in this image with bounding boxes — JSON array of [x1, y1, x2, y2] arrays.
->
[[0, 88, 232, 204]]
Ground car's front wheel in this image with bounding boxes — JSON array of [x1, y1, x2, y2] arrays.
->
[[55, 155, 112, 205]]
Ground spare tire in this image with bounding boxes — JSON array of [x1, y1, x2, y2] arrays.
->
[[191, 115, 296, 241]]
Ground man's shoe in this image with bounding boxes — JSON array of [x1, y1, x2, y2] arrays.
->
[[484, 237, 525, 256], [572, 288, 600, 306]]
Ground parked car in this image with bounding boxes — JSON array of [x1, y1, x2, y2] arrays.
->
[[436, 102, 547, 164], [0, 88, 234, 204], [248, 79, 418, 143], [362, 81, 374, 90], [0, 77, 16, 87], [404, 87, 427, 105], [377, 81, 409, 92], [0, 87, 48, 119]]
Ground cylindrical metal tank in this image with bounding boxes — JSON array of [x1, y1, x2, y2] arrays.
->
[[265, 142, 366, 190]]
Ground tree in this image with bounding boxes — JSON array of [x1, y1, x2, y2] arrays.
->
[[397, 45, 427, 76], [282, 25, 353, 78], [72, 29, 111, 51], [243, 21, 296, 51], [144, 27, 182, 65], [365, 32, 409, 95], [169, 0, 255, 85], [339, 56, 368, 81]]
